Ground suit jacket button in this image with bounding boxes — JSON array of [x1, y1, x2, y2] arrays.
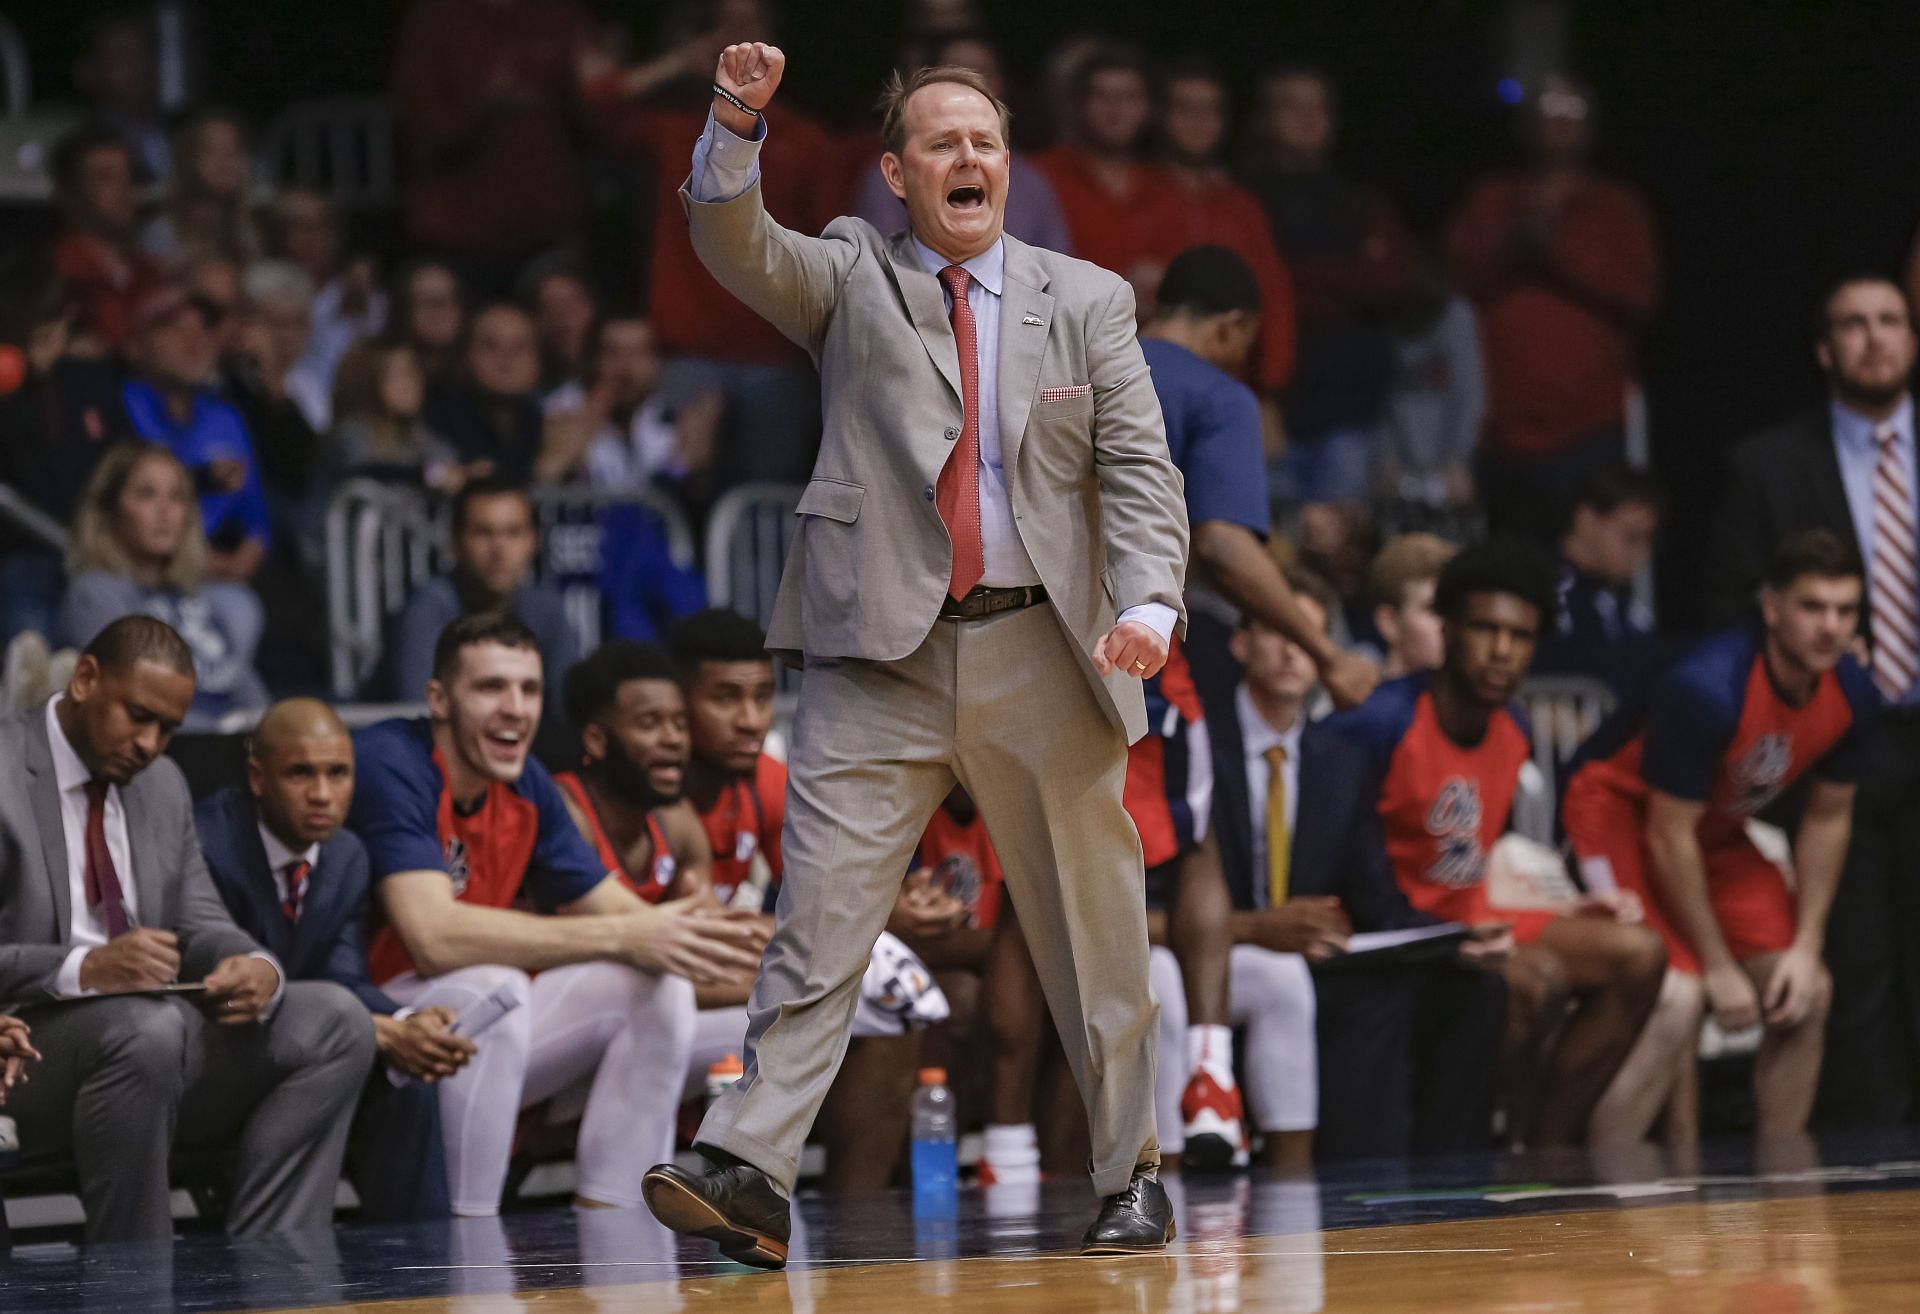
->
[[944, 426, 960, 441], [923, 484, 936, 501]]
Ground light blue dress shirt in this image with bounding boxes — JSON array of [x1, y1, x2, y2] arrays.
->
[[909, 234, 1039, 588], [689, 112, 1174, 643], [1830, 395, 1920, 706]]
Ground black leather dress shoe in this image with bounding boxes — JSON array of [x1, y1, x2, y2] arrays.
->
[[642, 1159, 791, 1269], [1080, 1167, 1177, 1255]]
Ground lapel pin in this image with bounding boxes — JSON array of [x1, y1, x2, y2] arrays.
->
[[1022, 313, 1046, 326]]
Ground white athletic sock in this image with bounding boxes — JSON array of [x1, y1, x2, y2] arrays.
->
[[1187, 1024, 1236, 1087], [982, 1123, 1040, 1183]]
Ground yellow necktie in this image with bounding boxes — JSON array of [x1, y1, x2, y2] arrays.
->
[[1265, 744, 1290, 907]]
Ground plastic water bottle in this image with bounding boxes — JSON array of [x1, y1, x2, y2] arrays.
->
[[706, 1053, 744, 1107], [910, 1067, 958, 1202]]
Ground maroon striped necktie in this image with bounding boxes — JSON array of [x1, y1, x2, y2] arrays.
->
[[282, 859, 311, 923], [936, 264, 985, 601], [82, 780, 130, 939], [1871, 423, 1919, 701]]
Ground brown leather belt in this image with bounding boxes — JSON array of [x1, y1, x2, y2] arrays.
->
[[939, 583, 1048, 620]]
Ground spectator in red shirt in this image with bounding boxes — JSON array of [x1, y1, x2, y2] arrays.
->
[[1446, 75, 1661, 543], [1241, 66, 1411, 508], [592, 0, 836, 486], [1034, 45, 1187, 313], [48, 125, 165, 356], [1158, 58, 1296, 400], [392, 0, 597, 288]]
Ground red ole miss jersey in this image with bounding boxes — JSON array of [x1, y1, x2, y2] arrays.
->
[[914, 805, 1007, 931], [1125, 638, 1214, 869], [697, 753, 788, 907], [1323, 674, 1533, 926], [1564, 627, 1876, 846], [552, 771, 676, 903], [348, 719, 605, 984]]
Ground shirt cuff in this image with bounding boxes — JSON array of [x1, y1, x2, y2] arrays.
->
[[1116, 602, 1178, 646], [249, 951, 287, 1015], [55, 946, 95, 999], [689, 108, 766, 203]]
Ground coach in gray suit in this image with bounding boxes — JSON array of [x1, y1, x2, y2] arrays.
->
[[0, 617, 374, 1244], [644, 46, 1189, 1263]]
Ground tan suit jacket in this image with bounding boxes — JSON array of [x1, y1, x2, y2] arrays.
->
[[680, 181, 1190, 742]]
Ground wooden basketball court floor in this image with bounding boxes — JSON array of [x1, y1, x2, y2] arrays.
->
[[10, 1131, 1920, 1312]]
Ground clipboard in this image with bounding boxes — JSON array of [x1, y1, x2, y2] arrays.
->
[[10, 982, 211, 1012], [1312, 923, 1474, 971]]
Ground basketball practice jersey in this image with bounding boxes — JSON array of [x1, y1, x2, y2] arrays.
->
[[348, 718, 606, 984], [696, 753, 787, 907], [1324, 674, 1533, 925], [1565, 627, 1875, 843], [1127, 638, 1212, 868], [914, 803, 1007, 931], [551, 771, 677, 903]]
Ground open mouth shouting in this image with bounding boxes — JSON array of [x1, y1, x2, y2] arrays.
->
[[946, 183, 987, 212]]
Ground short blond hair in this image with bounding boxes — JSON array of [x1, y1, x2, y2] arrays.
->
[[1368, 533, 1458, 611], [879, 65, 1012, 157]]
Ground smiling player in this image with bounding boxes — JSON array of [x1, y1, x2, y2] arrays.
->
[[347, 614, 762, 1216]]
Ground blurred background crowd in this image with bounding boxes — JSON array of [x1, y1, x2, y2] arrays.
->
[[2, 0, 1913, 718]]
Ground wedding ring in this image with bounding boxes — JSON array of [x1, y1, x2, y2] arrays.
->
[[1131, 659, 1147, 672]]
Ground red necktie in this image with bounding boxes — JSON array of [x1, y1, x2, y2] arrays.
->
[[282, 859, 310, 923], [937, 264, 985, 601], [82, 780, 130, 939]]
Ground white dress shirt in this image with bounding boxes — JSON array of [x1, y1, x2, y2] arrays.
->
[[258, 823, 322, 909], [1238, 683, 1303, 912], [49, 697, 139, 996], [688, 111, 1176, 644], [48, 697, 284, 1002]]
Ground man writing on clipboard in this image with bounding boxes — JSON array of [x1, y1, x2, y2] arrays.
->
[[0, 616, 375, 1245]]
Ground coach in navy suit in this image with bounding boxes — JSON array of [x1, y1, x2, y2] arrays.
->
[[1206, 584, 1509, 1161], [196, 699, 473, 1220]]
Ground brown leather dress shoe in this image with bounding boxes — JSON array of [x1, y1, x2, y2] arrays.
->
[[642, 1159, 792, 1269]]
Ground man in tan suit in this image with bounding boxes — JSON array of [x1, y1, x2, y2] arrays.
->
[[643, 44, 1189, 1265]]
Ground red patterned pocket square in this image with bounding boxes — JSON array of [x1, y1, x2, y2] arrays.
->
[[1038, 384, 1092, 403]]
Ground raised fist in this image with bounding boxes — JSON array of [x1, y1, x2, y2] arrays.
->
[[715, 42, 785, 111]]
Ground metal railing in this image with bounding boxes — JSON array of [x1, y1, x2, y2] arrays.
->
[[323, 481, 698, 698], [703, 482, 802, 632], [257, 96, 397, 210], [0, 15, 28, 116], [0, 483, 69, 553], [1511, 674, 1618, 845]]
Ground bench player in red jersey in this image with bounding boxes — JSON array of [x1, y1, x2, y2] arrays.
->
[[1566, 530, 1874, 1142], [1323, 541, 1667, 1146], [553, 641, 717, 906], [347, 615, 762, 1215]]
